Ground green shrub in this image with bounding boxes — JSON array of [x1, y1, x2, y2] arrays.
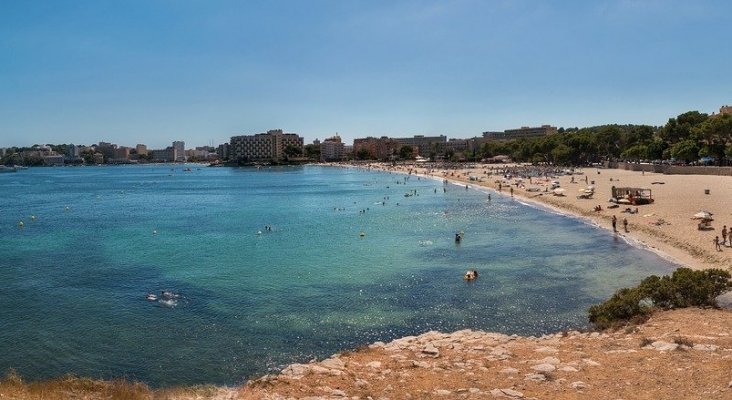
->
[[588, 268, 732, 330]]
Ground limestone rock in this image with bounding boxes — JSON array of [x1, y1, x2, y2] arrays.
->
[[499, 367, 519, 374], [524, 373, 546, 382], [534, 346, 558, 353], [535, 356, 560, 365], [582, 358, 601, 367], [570, 381, 588, 389], [321, 357, 345, 370], [531, 363, 556, 373], [649, 341, 678, 351], [422, 343, 440, 357], [692, 344, 719, 352], [490, 388, 524, 398]]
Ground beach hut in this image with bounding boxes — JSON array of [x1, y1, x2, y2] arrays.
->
[[611, 186, 654, 205]]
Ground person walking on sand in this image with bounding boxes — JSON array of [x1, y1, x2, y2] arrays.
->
[[623, 217, 628, 233], [715, 236, 722, 251], [611, 215, 617, 232]]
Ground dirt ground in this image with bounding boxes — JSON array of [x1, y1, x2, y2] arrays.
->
[[240, 308, 732, 400]]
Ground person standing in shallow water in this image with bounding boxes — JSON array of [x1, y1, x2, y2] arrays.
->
[[611, 215, 617, 232]]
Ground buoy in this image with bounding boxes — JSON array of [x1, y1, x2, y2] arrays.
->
[[153, 230, 157, 235], [257, 231, 262, 235], [359, 232, 365, 237], [30, 215, 36, 220], [65, 206, 70, 211], [18, 221, 24, 227]]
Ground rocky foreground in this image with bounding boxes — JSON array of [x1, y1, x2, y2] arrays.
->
[[241, 308, 732, 400]]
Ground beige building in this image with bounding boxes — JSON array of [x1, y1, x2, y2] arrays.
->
[[353, 136, 402, 160], [230, 129, 304, 162], [392, 135, 447, 157], [720, 105, 732, 115], [320, 135, 344, 162]]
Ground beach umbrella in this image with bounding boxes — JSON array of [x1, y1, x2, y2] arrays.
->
[[693, 211, 713, 220], [553, 188, 565, 195]]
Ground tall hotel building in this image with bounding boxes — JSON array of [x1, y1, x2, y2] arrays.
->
[[172, 141, 186, 162], [230, 129, 304, 162], [320, 135, 344, 162]]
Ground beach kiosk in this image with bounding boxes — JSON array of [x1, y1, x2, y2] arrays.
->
[[611, 186, 654, 205]]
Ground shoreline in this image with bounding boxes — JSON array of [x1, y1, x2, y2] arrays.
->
[[358, 162, 732, 273], [4, 163, 732, 399]]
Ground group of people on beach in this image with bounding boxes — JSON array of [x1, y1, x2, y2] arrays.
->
[[714, 225, 731, 251], [611, 215, 629, 233]]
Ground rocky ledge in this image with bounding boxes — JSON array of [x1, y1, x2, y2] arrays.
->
[[241, 308, 732, 400]]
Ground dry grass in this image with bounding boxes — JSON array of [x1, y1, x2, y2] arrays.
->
[[0, 370, 241, 400]]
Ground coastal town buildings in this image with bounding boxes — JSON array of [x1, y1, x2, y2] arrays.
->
[[320, 135, 344, 162], [43, 154, 65, 165], [109, 147, 131, 164], [392, 135, 447, 157], [720, 105, 732, 115], [483, 125, 558, 141], [136, 144, 148, 156], [186, 146, 218, 161], [151, 147, 175, 162], [217, 143, 230, 160], [229, 129, 304, 163], [96, 142, 118, 162], [172, 141, 186, 162], [353, 136, 402, 160]]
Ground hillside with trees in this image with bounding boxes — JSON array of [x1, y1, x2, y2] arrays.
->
[[475, 111, 732, 166]]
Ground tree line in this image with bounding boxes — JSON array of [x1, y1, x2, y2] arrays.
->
[[470, 111, 732, 166]]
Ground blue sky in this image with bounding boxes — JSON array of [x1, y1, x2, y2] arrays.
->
[[1, 0, 730, 149]]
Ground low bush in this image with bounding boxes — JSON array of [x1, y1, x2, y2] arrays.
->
[[588, 268, 731, 330]]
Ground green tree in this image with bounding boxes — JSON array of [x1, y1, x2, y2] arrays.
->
[[550, 144, 573, 165], [304, 144, 320, 160], [669, 140, 699, 163], [621, 144, 649, 161], [356, 148, 371, 160], [284, 145, 302, 159], [398, 145, 414, 160]]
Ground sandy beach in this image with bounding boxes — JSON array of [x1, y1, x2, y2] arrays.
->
[[371, 163, 732, 273]]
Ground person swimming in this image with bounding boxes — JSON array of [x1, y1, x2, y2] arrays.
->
[[464, 270, 478, 280]]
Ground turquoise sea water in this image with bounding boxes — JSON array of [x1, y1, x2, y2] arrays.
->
[[0, 165, 677, 386]]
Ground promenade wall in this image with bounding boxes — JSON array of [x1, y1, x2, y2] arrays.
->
[[606, 162, 732, 176]]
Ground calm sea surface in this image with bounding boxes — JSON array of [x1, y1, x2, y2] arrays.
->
[[0, 165, 677, 386]]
